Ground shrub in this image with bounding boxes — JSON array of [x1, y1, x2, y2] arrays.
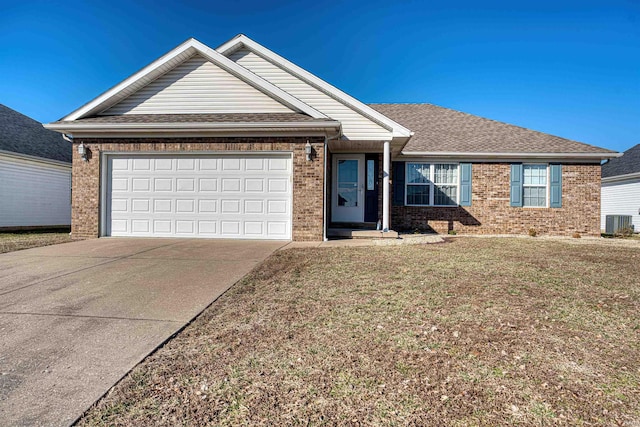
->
[[614, 226, 634, 238], [572, 232, 581, 239], [528, 228, 537, 237], [448, 230, 457, 235]]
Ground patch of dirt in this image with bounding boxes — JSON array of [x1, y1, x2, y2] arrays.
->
[[77, 237, 640, 426]]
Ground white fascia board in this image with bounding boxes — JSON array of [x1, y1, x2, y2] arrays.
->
[[0, 149, 71, 169], [61, 38, 327, 122], [58, 130, 336, 139], [400, 151, 621, 161], [216, 35, 413, 138], [44, 121, 342, 139], [44, 121, 340, 132], [602, 171, 640, 183]]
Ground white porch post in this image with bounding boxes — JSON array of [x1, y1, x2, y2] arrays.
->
[[382, 140, 390, 232]]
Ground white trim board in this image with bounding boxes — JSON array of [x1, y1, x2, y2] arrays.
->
[[602, 171, 640, 184], [399, 151, 619, 161], [0, 150, 71, 170]]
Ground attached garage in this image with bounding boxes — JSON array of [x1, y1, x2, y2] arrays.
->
[[102, 153, 292, 240]]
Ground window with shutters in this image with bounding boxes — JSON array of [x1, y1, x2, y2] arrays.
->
[[523, 164, 548, 207], [405, 163, 459, 206]]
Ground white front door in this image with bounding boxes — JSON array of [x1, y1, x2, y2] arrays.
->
[[332, 154, 365, 223]]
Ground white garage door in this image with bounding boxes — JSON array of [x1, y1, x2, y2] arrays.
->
[[106, 154, 292, 239]]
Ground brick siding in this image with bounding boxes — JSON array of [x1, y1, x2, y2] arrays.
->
[[71, 137, 325, 241], [391, 163, 601, 237]]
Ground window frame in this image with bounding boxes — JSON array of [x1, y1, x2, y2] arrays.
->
[[404, 162, 460, 207], [522, 163, 550, 208]]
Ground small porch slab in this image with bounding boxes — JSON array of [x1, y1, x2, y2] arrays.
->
[[328, 228, 399, 239]]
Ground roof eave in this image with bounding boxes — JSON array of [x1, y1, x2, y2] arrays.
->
[[602, 171, 640, 183], [43, 121, 342, 138], [400, 151, 621, 161], [0, 149, 71, 167]]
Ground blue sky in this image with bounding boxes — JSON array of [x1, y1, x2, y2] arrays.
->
[[1, 0, 638, 152]]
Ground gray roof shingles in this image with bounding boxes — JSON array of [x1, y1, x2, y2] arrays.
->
[[45, 104, 616, 158], [0, 104, 71, 163], [602, 144, 640, 178], [369, 103, 615, 155]]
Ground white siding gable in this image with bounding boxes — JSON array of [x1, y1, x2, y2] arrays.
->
[[102, 54, 294, 115], [0, 155, 71, 228], [601, 179, 640, 231], [228, 49, 392, 140]]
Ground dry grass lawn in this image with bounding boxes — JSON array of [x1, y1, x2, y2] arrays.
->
[[78, 237, 640, 426], [0, 231, 72, 254]]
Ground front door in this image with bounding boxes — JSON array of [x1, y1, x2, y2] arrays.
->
[[332, 154, 365, 223]]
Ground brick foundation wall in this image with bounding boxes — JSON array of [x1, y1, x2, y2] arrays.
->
[[391, 163, 601, 237], [71, 137, 325, 241]]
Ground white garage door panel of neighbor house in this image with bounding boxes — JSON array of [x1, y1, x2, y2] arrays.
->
[[104, 154, 292, 239]]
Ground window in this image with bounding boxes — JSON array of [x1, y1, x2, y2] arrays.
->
[[366, 159, 375, 191], [523, 164, 548, 207], [406, 163, 459, 206], [434, 164, 458, 206], [406, 163, 430, 205]]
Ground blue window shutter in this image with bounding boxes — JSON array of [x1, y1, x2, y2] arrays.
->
[[510, 163, 523, 207], [549, 163, 562, 208], [459, 163, 472, 206], [392, 162, 405, 206]]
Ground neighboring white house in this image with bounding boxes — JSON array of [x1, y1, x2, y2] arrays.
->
[[601, 144, 640, 232], [0, 104, 72, 229]]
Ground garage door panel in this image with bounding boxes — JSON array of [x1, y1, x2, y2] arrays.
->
[[245, 178, 264, 192], [154, 220, 172, 233], [133, 158, 151, 170], [199, 178, 218, 191], [108, 154, 291, 239]]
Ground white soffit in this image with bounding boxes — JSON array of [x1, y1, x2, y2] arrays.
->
[[62, 38, 327, 121], [216, 34, 412, 139]]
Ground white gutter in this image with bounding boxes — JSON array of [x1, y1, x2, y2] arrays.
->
[[400, 151, 622, 160], [44, 121, 341, 132], [602, 171, 640, 183], [0, 149, 71, 168]]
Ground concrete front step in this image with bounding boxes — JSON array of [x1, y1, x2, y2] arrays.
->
[[328, 228, 399, 239]]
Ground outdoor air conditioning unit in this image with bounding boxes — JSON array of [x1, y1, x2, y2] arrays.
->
[[605, 215, 634, 234]]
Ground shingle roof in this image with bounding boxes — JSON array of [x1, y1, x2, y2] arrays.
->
[[50, 112, 329, 125], [368, 103, 616, 155], [0, 104, 71, 163], [602, 144, 640, 178]]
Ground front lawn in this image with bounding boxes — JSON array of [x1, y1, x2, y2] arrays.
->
[[78, 238, 640, 426], [0, 230, 72, 254]]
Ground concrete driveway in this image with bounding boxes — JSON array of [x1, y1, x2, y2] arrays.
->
[[0, 238, 285, 427]]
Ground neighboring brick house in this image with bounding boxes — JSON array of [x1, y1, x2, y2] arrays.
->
[[46, 35, 617, 241]]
